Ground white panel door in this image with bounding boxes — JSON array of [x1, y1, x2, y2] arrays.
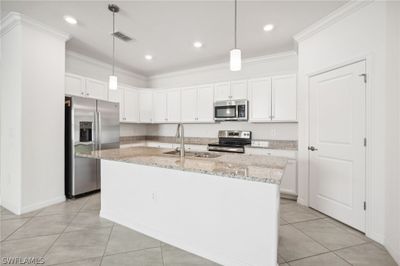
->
[[271, 75, 297, 121], [85, 79, 108, 100], [153, 91, 167, 123], [65, 73, 85, 97], [124, 88, 139, 123], [167, 89, 181, 123], [181, 87, 197, 123], [139, 90, 153, 123], [249, 78, 272, 122], [309, 61, 366, 232], [214, 82, 230, 101], [230, 80, 248, 100], [196, 85, 214, 123]]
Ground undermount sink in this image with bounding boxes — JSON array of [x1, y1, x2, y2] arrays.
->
[[163, 150, 221, 159]]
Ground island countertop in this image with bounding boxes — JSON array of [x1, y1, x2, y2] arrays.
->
[[76, 146, 287, 184]]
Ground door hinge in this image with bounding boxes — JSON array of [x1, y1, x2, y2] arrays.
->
[[364, 201, 367, 211], [363, 138, 367, 147], [359, 73, 367, 83]]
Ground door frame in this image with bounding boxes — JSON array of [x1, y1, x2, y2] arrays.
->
[[301, 54, 376, 240]]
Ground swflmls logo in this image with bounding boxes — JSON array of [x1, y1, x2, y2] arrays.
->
[[1, 257, 45, 264]]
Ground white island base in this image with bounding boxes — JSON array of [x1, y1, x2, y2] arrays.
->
[[100, 159, 280, 266]]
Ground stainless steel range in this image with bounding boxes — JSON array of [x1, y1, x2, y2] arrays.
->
[[208, 130, 251, 153]]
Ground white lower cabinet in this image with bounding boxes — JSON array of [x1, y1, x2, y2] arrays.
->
[[139, 90, 153, 123], [245, 147, 297, 196]]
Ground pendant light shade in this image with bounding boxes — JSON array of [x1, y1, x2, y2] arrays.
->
[[230, 0, 241, 71], [108, 4, 119, 90], [109, 75, 118, 90], [230, 49, 241, 71]]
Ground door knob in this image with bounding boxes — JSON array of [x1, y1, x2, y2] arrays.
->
[[308, 146, 318, 151]]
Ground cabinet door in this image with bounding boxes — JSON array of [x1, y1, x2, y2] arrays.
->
[[196, 85, 214, 122], [85, 79, 108, 100], [271, 75, 297, 121], [214, 82, 230, 101], [110, 87, 124, 122], [181, 87, 197, 123], [167, 89, 181, 123], [280, 159, 297, 196], [65, 73, 85, 97], [153, 91, 167, 123], [249, 77, 272, 122], [139, 90, 153, 123], [124, 88, 139, 123], [230, 80, 248, 100]]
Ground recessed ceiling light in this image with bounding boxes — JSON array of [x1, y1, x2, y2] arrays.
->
[[145, 54, 153, 60], [193, 41, 203, 48], [63, 15, 77, 25], [263, 24, 274, 32]]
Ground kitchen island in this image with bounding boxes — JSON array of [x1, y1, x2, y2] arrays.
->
[[78, 146, 287, 266]]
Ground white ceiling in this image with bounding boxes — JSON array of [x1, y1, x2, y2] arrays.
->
[[1, 1, 346, 76]]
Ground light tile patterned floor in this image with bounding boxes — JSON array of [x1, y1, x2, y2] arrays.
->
[[0, 194, 397, 266]]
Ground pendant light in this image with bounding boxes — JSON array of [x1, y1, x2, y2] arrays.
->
[[108, 4, 119, 90], [230, 0, 241, 71]]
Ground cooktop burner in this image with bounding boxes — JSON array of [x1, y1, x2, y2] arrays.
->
[[207, 130, 251, 153]]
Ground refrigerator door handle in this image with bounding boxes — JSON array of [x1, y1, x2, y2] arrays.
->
[[97, 111, 102, 150]]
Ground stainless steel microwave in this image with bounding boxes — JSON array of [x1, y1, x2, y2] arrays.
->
[[214, 99, 248, 121]]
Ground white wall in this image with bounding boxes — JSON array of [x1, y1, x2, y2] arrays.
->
[[147, 52, 298, 140], [66, 51, 148, 88], [0, 21, 22, 213], [0, 13, 68, 214], [384, 1, 400, 263], [147, 122, 297, 140], [295, 1, 391, 246]]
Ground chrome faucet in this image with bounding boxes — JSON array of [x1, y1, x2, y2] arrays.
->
[[176, 123, 185, 158]]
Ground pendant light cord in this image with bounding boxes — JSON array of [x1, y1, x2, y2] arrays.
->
[[112, 10, 115, 75], [234, 0, 237, 49]]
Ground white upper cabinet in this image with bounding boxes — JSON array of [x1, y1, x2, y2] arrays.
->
[[85, 78, 108, 100], [196, 84, 214, 122], [65, 73, 107, 101], [230, 80, 248, 100], [181, 87, 198, 123], [109, 87, 124, 121], [124, 87, 139, 123], [166, 89, 181, 123], [65, 73, 85, 97], [214, 82, 230, 101], [271, 75, 297, 121], [139, 90, 153, 123], [153, 90, 167, 123], [249, 77, 272, 122], [214, 80, 248, 101]]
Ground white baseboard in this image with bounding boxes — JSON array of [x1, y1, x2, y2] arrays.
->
[[367, 231, 385, 245], [0, 200, 21, 215], [297, 197, 308, 206], [21, 195, 65, 214]]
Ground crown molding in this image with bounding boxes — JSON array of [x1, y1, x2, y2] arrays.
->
[[293, 0, 374, 43], [149, 50, 297, 80], [66, 50, 148, 82], [1, 12, 70, 41]]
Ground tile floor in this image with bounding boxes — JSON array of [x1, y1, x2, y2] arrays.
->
[[0, 194, 397, 266]]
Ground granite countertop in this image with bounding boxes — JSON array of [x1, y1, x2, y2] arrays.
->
[[77, 146, 287, 185]]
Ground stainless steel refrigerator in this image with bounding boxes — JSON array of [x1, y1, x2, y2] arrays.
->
[[65, 96, 120, 198]]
